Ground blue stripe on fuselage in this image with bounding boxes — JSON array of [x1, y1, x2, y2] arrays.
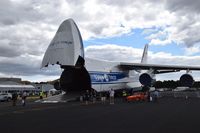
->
[[89, 71, 127, 84]]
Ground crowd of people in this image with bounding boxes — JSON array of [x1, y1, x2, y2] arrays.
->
[[81, 89, 97, 105], [12, 91, 27, 106], [80, 88, 159, 105], [81, 88, 116, 105], [10, 88, 159, 107], [10, 91, 49, 107]]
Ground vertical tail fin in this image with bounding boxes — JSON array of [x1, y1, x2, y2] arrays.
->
[[140, 44, 154, 77], [141, 44, 148, 64]]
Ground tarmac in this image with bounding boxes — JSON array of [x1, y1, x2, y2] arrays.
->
[[0, 97, 200, 133]]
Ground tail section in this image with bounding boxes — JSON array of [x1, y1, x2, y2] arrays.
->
[[141, 44, 148, 64], [41, 19, 84, 68]]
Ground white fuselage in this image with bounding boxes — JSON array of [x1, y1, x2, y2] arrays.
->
[[85, 58, 141, 92]]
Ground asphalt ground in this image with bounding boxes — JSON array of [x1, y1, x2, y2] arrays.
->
[[0, 97, 200, 133]]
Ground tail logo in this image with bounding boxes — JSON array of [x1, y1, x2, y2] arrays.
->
[[51, 41, 73, 46]]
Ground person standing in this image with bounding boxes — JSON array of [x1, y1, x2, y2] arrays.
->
[[92, 90, 97, 103], [12, 92, 18, 106], [79, 92, 84, 102], [22, 91, 27, 106], [109, 89, 115, 104], [39, 91, 43, 100], [101, 92, 106, 104], [122, 90, 127, 101], [85, 90, 90, 105], [154, 90, 159, 102]]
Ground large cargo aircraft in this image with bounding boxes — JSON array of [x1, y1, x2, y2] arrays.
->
[[41, 19, 200, 93]]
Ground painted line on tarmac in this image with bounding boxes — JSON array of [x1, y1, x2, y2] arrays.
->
[[0, 101, 110, 116], [0, 112, 10, 116], [0, 105, 67, 116], [13, 111, 24, 114], [11, 105, 67, 114]]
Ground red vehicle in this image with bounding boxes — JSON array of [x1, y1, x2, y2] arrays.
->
[[126, 92, 147, 102]]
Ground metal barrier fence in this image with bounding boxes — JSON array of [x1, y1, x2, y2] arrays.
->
[[157, 91, 200, 98]]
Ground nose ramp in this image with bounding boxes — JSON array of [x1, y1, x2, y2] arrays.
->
[[41, 19, 91, 92], [41, 19, 84, 68]]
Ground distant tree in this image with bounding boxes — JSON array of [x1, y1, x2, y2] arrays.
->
[[153, 81, 163, 88], [153, 80, 179, 89], [153, 80, 200, 89], [21, 80, 31, 85]]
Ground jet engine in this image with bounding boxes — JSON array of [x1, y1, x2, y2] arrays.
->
[[180, 74, 194, 87], [139, 73, 152, 87]]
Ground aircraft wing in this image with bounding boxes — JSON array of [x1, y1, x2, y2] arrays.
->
[[119, 62, 200, 74]]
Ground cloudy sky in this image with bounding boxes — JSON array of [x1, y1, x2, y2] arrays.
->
[[1, 0, 200, 82]]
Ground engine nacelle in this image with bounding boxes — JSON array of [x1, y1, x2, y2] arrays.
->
[[139, 73, 152, 87], [180, 74, 194, 87]]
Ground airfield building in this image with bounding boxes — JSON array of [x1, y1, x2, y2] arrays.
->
[[0, 78, 37, 94]]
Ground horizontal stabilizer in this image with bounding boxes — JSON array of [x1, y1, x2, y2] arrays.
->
[[41, 19, 84, 68]]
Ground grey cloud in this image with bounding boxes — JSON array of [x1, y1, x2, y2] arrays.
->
[[0, 21, 52, 57], [87, 24, 109, 36], [165, 0, 200, 13], [0, 43, 22, 57], [0, 47, 61, 78], [99, 0, 133, 6], [65, 0, 85, 5], [0, 0, 66, 26], [85, 45, 142, 62], [0, 0, 44, 26], [144, 12, 157, 21], [85, 45, 200, 66], [98, 0, 154, 7], [1, 19, 16, 26], [1, 0, 200, 81], [0, 0, 61, 80], [0, 58, 60, 76]]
